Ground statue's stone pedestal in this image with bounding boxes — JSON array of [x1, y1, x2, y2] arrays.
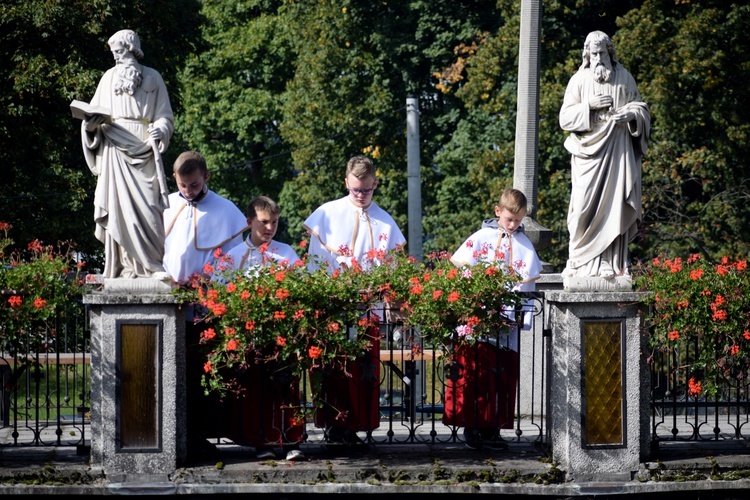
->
[[546, 290, 650, 482], [563, 275, 632, 292], [84, 278, 186, 480]]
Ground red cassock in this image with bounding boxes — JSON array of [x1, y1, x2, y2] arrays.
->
[[312, 327, 381, 432], [442, 341, 519, 429], [224, 355, 303, 448]]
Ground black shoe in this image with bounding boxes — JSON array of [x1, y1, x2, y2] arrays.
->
[[465, 439, 483, 450], [343, 430, 368, 447], [188, 438, 217, 458], [484, 440, 508, 451], [463, 429, 483, 450], [325, 427, 346, 444]]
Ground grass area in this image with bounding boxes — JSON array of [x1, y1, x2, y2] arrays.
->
[[4, 361, 90, 423]]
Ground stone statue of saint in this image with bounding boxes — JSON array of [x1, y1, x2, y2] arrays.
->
[[559, 30, 650, 284], [78, 29, 173, 280]]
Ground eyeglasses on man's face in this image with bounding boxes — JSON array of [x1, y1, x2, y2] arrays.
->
[[348, 187, 374, 196]]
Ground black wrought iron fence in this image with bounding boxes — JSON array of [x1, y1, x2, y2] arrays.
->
[[1, 294, 552, 452], [650, 337, 750, 444], [211, 294, 550, 450], [0, 299, 90, 449]]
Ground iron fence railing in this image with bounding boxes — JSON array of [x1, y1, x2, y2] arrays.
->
[[6, 292, 750, 455], [209, 301, 550, 450], [2, 296, 550, 451], [650, 338, 750, 444], [0, 300, 90, 449]]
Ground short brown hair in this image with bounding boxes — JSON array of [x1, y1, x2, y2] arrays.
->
[[247, 196, 280, 220], [173, 151, 208, 176], [498, 188, 528, 215]]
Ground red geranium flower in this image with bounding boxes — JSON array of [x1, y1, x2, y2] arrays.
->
[[308, 346, 323, 359], [688, 377, 702, 396], [210, 302, 227, 316]]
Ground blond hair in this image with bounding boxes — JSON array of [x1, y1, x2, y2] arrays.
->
[[345, 155, 376, 180], [498, 188, 528, 215]]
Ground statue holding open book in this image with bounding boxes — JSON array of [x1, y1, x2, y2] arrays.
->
[[73, 29, 173, 280]]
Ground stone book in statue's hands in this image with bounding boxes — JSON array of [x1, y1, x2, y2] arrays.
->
[[70, 100, 111, 122]]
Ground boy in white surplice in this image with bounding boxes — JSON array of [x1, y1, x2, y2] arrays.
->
[[303, 155, 406, 445]]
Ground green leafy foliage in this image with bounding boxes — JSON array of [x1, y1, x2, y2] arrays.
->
[[3, 0, 750, 275], [396, 252, 522, 349], [617, 2, 750, 261], [173, 249, 377, 397]]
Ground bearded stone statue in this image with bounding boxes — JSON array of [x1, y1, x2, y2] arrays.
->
[[79, 29, 173, 280], [559, 31, 650, 289]]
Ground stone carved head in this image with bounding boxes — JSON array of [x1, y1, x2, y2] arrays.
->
[[108, 29, 144, 60], [581, 31, 617, 70]]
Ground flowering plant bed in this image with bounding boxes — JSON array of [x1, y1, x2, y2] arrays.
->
[[174, 249, 382, 397], [400, 251, 522, 348], [634, 254, 750, 399], [173, 247, 524, 397], [0, 222, 88, 356]]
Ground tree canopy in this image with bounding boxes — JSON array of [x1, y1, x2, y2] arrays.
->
[[0, 0, 202, 269], [2, 0, 749, 271]]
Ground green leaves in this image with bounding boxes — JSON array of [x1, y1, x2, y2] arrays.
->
[[5, 1, 750, 277], [398, 253, 522, 349]]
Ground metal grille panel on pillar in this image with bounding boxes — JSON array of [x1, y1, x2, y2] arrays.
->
[[582, 320, 624, 446]]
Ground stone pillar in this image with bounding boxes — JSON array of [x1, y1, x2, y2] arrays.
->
[[546, 290, 650, 481], [84, 279, 186, 480]]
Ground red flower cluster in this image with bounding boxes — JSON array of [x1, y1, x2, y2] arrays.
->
[[637, 253, 750, 399], [308, 346, 323, 359], [688, 377, 702, 396]]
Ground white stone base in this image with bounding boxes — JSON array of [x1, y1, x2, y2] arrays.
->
[[103, 277, 173, 294], [563, 275, 632, 292]]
